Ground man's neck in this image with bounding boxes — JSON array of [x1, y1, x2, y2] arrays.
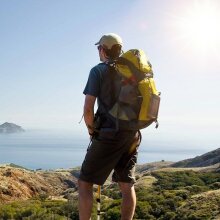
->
[[101, 56, 108, 62]]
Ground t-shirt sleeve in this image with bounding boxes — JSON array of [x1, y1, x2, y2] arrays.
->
[[83, 67, 100, 97]]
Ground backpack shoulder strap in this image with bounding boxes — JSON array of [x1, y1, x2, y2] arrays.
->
[[96, 63, 119, 113]]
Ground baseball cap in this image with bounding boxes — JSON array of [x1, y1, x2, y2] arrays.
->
[[95, 33, 123, 49]]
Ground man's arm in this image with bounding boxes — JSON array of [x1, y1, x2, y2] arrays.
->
[[84, 94, 96, 136]]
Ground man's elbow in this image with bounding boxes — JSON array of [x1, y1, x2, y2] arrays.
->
[[84, 106, 93, 115], [83, 95, 96, 115]]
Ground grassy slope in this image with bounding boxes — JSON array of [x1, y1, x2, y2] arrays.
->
[[0, 164, 220, 219]]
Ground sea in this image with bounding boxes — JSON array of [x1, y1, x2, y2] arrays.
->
[[0, 130, 212, 170]]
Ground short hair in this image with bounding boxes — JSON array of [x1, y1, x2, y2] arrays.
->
[[104, 44, 122, 60]]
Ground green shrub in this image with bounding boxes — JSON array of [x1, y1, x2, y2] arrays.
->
[[135, 201, 151, 219], [162, 211, 176, 220], [152, 171, 206, 190], [102, 207, 120, 220]]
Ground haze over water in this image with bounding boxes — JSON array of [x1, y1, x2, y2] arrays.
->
[[0, 130, 212, 170]]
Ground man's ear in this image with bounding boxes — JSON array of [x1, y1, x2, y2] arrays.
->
[[102, 48, 109, 59], [100, 48, 109, 61]]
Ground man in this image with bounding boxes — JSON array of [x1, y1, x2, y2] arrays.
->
[[78, 33, 140, 220]]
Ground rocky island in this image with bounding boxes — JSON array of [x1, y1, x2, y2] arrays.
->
[[0, 122, 25, 134]]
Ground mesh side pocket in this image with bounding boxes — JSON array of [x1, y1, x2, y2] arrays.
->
[[119, 84, 138, 105], [147, 94, 160, 119]]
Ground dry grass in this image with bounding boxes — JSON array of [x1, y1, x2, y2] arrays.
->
[[135, 175, 157, 188]]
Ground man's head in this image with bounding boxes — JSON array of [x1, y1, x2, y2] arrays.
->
[[95, 33, 123, 61]]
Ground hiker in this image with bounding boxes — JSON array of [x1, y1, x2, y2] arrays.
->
[[78, 33, 141, 220]]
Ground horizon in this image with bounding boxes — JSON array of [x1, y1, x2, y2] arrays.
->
[[0, 127, 216, 170], [1, 120, 218, 152]]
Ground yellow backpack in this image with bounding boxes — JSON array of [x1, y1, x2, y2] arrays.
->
[[109, 49, 160, 130]]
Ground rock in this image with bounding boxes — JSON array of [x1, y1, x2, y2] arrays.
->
[[0, 122, 25, 134]]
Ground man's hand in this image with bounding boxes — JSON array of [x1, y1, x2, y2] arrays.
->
[[83, 95, 96, 136]]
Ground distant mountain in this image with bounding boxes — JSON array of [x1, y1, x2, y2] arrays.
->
[[0, 122, 25, 134], [171, 148, 220, 167], [136, 161, 174, 173]]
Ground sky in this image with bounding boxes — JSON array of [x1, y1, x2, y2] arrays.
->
[[1, 0, 220, 150]]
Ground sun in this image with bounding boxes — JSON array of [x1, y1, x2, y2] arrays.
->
[[175, 0, 220, 53]]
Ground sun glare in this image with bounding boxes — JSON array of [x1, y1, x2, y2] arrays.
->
[[176, 0, 220, 53]]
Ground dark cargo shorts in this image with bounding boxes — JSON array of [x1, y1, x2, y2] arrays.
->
[[79, 130, 140, 185]]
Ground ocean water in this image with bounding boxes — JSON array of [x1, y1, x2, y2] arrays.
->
[[0, 130, 210, 170]]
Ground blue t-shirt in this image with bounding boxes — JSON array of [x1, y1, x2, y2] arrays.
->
[[84, 63, 120, 129], [83, 63, 107, 97]]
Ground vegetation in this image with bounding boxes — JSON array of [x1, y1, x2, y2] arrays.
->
[[0, 199, 80, 220], [99, 170, 220, 219], [0, 170, 220, 219]]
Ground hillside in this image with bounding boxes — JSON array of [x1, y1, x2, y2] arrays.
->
[[0, 122, 25, 134], [0, 148, 220, 219], [1, 165, 220, 219], [136, 161, 174, 173], [177, 189, 220, 219], [171, 148, 220, 168], [0, 164, 77, 203]]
